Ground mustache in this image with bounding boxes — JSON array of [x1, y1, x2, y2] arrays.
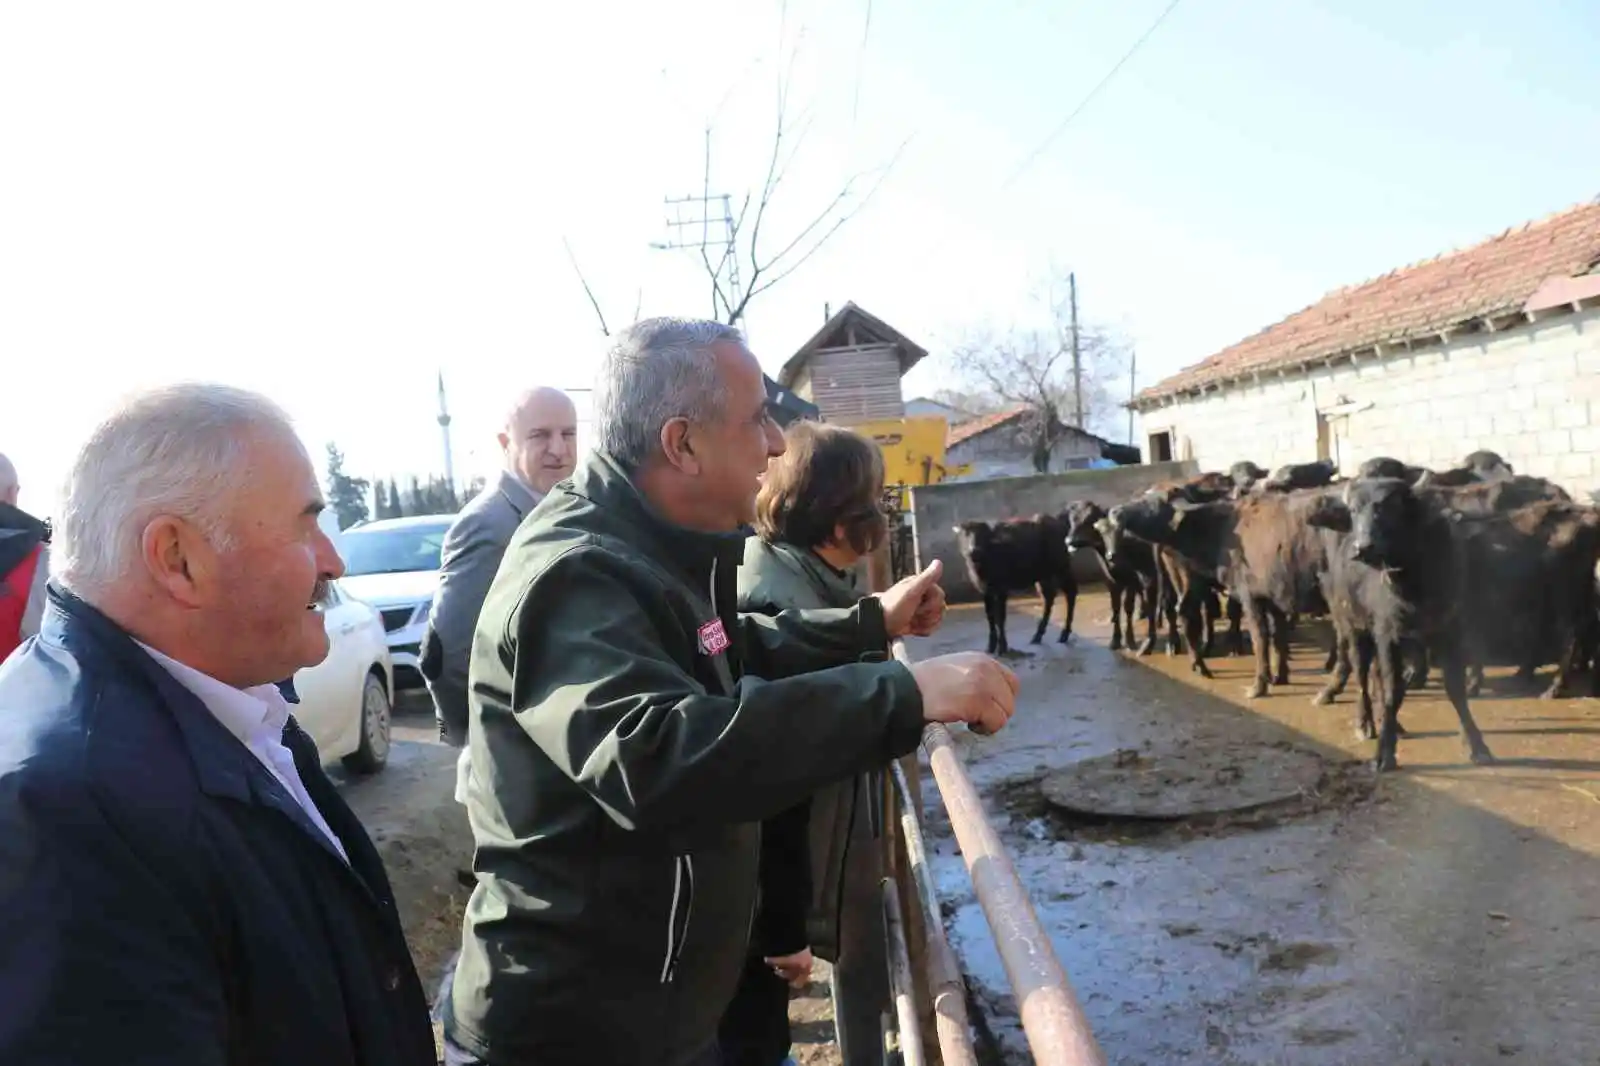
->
[[310, 578, 334, 606]]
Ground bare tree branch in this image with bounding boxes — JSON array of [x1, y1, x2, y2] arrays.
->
[[561, 236, 611, 338], [668, 0, 909, 330], [944, 275, 1131, 472]]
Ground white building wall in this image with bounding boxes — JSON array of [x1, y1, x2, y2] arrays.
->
[[1137, 309, 1600, 493]]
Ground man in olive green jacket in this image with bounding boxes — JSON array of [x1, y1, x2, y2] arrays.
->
[[442, 318, 1017, 1066]]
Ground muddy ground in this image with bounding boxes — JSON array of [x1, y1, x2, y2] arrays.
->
[[908, 595, 1600, 1065]]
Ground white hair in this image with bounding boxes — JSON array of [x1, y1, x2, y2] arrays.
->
[[593, 317, 744, 468], [57, 383, 297, 600]]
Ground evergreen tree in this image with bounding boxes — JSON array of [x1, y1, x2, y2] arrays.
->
[[387, 478, 402, 518], [323, 443, 371, 530], [372, 479, 389, 519]]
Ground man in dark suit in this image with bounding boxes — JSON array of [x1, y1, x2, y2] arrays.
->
[[422, 387, 578, 757], [0, 383, 435, 1065]]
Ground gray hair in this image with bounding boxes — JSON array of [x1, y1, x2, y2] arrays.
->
[[57, 383, 298, 600], [593, 317, 745, 468]]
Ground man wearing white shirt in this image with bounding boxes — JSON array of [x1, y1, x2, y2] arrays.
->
[[0, 383, 435, 1066]]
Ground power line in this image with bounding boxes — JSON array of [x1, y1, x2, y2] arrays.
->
[[999, 0, 1186, 191]]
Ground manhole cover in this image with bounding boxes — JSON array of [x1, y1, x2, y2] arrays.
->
[[1040, 745, 1327, 821]]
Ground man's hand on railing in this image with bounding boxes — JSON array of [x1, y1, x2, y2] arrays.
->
[[909, 651, 1019, 735], [877, 560, 948, 638]]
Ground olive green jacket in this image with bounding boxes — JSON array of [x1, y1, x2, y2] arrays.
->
[[444, 452, 925, 1066], [737, 537, 878, 962]]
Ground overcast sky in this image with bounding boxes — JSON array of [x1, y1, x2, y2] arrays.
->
[[4, 0, 1598, 512]]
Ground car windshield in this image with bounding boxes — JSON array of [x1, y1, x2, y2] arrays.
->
[[340, 523, 449, 576]]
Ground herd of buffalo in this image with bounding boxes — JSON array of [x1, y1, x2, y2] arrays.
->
[[953, 450, 1600, 771]]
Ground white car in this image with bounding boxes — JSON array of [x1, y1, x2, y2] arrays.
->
[[293, 581, 394, 774], [336, 514, 455, 689]]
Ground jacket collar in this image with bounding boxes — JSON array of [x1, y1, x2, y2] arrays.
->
[[761, 539, 863, 604], [40, 584, 394, 902], [496, 469, 542, 518], [566, 451, 749, 580]]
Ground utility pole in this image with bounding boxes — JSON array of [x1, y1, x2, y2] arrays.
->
[[436, 370, 455, 492], [651, 153, 744, 327], [1128, 347, 1137, 447], [1069, 272, 1083, 429]]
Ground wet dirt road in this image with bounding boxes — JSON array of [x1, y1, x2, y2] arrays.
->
[[906, 596, 1600, 1065]]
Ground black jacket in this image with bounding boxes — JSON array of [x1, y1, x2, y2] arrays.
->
[[444, 451, 926, 1066], [0, 586, 436, 1066]]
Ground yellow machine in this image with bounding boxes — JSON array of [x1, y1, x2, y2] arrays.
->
[[852, 415, 971, 505]]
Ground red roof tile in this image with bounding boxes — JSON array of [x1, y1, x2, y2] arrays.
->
[[946, 405, 1030, 447], [1135, 198, 1600, 406]]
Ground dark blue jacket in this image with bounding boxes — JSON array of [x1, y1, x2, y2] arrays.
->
[[0, 586, 437, 1066]]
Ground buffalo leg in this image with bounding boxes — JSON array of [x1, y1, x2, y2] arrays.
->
[[1437, 642, 1494, 767], [1269, 605, 1292, 686], [979, 585, 992, 653], [1139, 584, 1160, 656], [1373, 637, 1407, 755], [1541, 629, 1580, 700], [1314, 627, 1351, 706], [1243, 598, 1272, 699], [1227, 595, 1248, 656], [1030, 580, 1056, 645], [1056, 574, 1078, 644], [1163, 581, 1183, 656], [1181, 593, 1212, 679], [1355, 632, 1378, 743], [1202, 590, 1220, 657]]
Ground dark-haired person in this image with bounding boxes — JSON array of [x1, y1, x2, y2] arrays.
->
[[721, 421, 895, 1066]]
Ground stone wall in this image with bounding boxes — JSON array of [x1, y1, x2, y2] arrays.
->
[[1136, 309, 1600, 492], [910, 460, 1199, 602]]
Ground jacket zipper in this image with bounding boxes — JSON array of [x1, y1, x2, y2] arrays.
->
[[660, 854, 696, 983]]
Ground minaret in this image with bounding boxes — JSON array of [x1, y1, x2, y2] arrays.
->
[[436, 370, 455, 491]]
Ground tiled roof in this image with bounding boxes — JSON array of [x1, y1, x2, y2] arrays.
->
[[945, 405, 1110, 449], [946, 405, 1031, 447], [1134, 198, 1600, 407]]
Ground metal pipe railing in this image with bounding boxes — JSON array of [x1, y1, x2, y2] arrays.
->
[[882, 879, 927, 1066], [892, 761, 980, 1066], [892, 639, 1108, 1066]]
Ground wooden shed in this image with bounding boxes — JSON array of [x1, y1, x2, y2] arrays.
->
[[777, 302, 929, 426]]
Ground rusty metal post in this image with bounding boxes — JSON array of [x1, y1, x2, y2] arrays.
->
[[871, 539, 940, 1064], [892, 763, 980, 1066], [891, 641, 1107, 1066], [882, 879, 927, 1066]]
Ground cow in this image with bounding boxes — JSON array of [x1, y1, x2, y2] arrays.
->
[[1309, 479, 1600, 770], [1413, 449, 1517, 488], [1403, 474, 1572, 691], [1260, 459, 1339, 493], [1109, 488, 1331, 697], [1356, 456, 1427, 484], [954, 514, 1078, 656], [1228, 461, 1269, 496], [1065, 501, 1158, 653], [1139, 474, 1246, 663]]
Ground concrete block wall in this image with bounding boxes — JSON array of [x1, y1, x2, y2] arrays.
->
[[909, 460, 1199, 602], [1137, 309, 1600, 495]]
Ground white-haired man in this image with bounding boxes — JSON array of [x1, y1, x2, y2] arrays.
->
[[0, 384, 436, 1066], [0, 452, 50, 661], [441, 318, 1019, 1066]]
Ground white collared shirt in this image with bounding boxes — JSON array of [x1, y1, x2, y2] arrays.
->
[[136, 642, 349, 863]]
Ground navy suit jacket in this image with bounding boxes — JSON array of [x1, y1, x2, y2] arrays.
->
[[0, 586, 436, 1066]]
